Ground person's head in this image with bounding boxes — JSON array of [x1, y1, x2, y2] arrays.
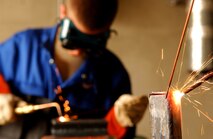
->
[[60, 0, 118, 34], [58, 0, 118, 56]]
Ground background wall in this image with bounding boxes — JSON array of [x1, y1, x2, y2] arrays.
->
[[0, 0, 57, 41], [0, 0, 212, 139]]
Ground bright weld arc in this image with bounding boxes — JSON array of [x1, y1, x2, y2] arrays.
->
[[173, 90, 185, 105]]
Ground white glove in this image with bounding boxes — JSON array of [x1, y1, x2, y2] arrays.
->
[[0, 93, 27, 125], [114, 94, 148, 127]]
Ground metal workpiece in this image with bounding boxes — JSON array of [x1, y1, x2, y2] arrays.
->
[[149, 92, 182, 139]]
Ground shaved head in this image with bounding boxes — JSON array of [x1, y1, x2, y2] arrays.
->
[[64, 0, 118, 33]]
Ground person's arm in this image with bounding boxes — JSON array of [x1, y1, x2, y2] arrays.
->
[[105, 107, 127, 139], [0, 74, 27, 125], [0, 33, 30, 125], [101, 52, 148, 138], [0, 74, 11, 93], [0, 74, 14, 125], [105, 94, 148, 139]]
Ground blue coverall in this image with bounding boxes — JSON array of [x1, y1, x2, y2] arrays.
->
[[0, 25, 135, 139]]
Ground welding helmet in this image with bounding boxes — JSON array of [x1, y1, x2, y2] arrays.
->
[[59, 18, 110, 53]]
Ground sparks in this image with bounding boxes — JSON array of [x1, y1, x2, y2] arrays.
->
[[194, 99, 203, 105], [183, 95, 213, 123], [192, 105, 213, 123], [201, 124, 205, 136], [156, 48, 165, 77]]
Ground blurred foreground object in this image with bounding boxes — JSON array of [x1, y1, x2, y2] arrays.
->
[[0, 94, 27, 125], [114, 94, 148, 127], [51, 119, 108, 137]]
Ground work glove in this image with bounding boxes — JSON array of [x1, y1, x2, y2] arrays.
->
[[0, 93, 27, 125], [114, 94, 148, 127]]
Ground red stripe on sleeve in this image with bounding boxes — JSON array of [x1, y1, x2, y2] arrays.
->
[[0, 74, 11, 93], [105, 107, 126, 139]]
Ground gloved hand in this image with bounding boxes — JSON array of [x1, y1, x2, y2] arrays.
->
[[114, 94, 148, 127], [0, 93, 27, 125]]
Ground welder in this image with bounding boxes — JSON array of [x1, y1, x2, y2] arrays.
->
[[0, 0, 148, 139]]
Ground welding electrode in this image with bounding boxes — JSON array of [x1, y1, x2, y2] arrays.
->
[[182, 71, 213, 94]]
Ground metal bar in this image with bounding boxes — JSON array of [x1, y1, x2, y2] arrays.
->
[[149, 92, 182, 139]]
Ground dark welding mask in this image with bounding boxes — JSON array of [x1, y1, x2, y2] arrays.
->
[[59, 18, 110, 54]]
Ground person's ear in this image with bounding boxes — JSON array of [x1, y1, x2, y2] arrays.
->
[[60, 4, 67, 19]]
